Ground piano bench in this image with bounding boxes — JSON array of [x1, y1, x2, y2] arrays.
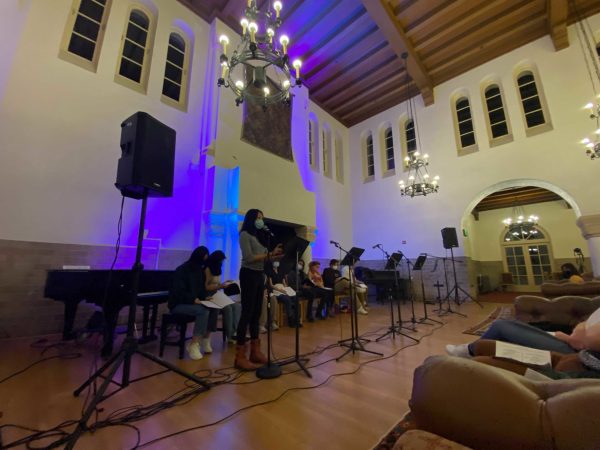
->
[[159, 313, 195, 359]]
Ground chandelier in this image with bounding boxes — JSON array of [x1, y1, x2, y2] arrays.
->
[[572, 0, 600, 160], [502, 201, 539, 240], [397, 53, 440, 197], [217, 1, 302, 108]]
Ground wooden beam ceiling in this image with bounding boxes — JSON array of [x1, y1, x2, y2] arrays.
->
[[547, 0, 570, 50], [472, 186, 564, 215], [360, 0, 434, 106]]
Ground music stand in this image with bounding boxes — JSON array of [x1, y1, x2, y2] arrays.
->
[[277, 236, 312, 378], [413, 254, 442, 325], [335, 246, 383, 360]]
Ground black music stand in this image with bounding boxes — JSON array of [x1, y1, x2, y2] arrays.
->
[[375, 252, 418, 342], [335, 246, 383, 360], [277, 236, 311, 378], [413, 254, 442, 325], [65, 189, 210, 449], [443, 247, 482, 313]]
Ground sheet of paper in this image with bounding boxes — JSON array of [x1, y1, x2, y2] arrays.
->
[[209, 290, 235, 308], [229, 294, 241, 303], [495, 341, 552, 366], [283, 286, 296, 296], [198, 300, 221, 309]]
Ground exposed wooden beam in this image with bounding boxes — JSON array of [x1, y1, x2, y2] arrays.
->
[[361, 0, 434, 106], [547, 0, 569, 50]]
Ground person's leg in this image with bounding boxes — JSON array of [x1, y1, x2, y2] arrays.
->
[[474, 319, 576, 354], [277, 294, 293, 326], [171, 303, 209, 360], [236, 267, 256, 345], [302, 288, 315, 321], [472, 356, 529, 375], [248, 273, 264, 340], [231, 302, 241, 338], [222, 304, 233, 339]]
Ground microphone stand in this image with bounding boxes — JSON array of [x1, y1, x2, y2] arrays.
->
[[415, 254, 442, 325], [332, 242, 382, 361], [256, 230, 282, 379], [403, 255, 418, 329]]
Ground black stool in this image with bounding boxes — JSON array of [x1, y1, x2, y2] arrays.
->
[[159, 313, 195, 359]]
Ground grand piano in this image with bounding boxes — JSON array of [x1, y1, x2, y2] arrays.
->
[[359, 267, 409, 302], [44, 269, 174, 356]]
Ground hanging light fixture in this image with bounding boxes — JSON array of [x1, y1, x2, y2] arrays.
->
[[572, 0, 600, 159], [502, 197, 540, 241], [398, 53, 440, 197], [217, 1, 302, 108]]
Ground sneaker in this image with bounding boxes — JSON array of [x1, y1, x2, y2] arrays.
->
[[259, 325, 268, 333], [357, 307, 368, 315], [201, 337, 213, 354], [186, 342, 203, 360], [445, 344, 471, 358], [271, 322, 279, 331]]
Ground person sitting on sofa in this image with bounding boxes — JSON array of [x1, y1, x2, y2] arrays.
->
[[447, 305, 600, 358], [560, 262, 585, 283]]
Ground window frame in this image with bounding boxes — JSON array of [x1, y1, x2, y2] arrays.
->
[[161, 30, 192, 112], [308, 117, 319, 171], [452, 94, 479, 156], [364, 133, 375, 182], [481, 82, 513, 147], [114, 4, 157, 94], [381, 126, 395, 176], [334, 134, 344, 184], [514, 68, 553, 137], [322, 128, 332, 178], [58, 0, 113, 73], [400, 117, 417, 171]]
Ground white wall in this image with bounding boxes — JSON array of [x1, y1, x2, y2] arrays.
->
[[349, 14, 600, 263]]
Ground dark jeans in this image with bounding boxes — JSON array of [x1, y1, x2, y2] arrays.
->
[[274, 294, 296, 325], [312, 286, 333, 318], [237, 267, 264, 345], [470, 319, 576, 354], [297, 287, 315, 320]]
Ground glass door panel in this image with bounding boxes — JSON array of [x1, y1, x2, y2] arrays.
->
[[528, 244, 552, 285]]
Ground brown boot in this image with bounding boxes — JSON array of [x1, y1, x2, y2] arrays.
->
[[234, 343, 260, 371], [249, 339, 268, 364]]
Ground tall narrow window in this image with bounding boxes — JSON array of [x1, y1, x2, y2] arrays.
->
[[517, 72, 546, 129], [322, 130, 330, 177], [402, 119, 417, 168], [59, 0, 112, 71], [366, 134, 375, 178], [335, 136, 343, 183], [455, 97, 476, 148], [384, 127, 395, 171], [308, 120, 315, 167], [115, 7, 155, 93], [162, 32, 190, 110], [484, 85, 509, 140]]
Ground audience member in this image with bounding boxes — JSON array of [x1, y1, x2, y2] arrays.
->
[[308, 261, 334, 319], [287, 259, 315, 322]]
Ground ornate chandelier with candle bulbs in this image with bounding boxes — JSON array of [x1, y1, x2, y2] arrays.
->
[[217, 0, 302, 108]]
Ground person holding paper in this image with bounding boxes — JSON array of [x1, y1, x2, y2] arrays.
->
[[205, 250, 241, 345], [339, 265, 369, 315], [447, 306, 600, 358], [308, 261, 334, 319], [235, 209, 283, 371], [287, 259, 316, 322], [266, 261, 297, 327], [168, 246, 218, 360]]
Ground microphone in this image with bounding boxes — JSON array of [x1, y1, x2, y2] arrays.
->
[[330, 240, 339, 246], [372, 244, 381, 249], [262, 225, 275, 237]]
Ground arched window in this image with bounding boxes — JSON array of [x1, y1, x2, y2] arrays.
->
[[384, 127, 395, 171], [517, 72, 546, 129], [455, 97, 476, 149], [322, 128, 332, 177], [162, 32, 191, 110], [59, 0, 112, 71], [334, 135, 344, 184], [115, 7, 155, 93], [401, 118, 417, 168], [308, 119, 316, 169], [484, 84, 510, 140], [364, 133, 375, 180]]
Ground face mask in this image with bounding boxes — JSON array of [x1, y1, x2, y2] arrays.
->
[[255, 219, 264, 230], [273, 262, 280, 268], [332, 265, 339, 271], [297, 264, 303, 270]]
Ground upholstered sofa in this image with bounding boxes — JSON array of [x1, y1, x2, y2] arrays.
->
[[540, 280, 600, 297], [514, 295, 600, 329], [407, 355, 600, 450]]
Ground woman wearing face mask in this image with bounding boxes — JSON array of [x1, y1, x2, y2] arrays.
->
[[235, 209, 283, 370], [265, 260, 297, 327]]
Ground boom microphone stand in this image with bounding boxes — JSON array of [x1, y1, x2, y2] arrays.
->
[[65, 190, 210, 449], [332, 243, 382, 361]]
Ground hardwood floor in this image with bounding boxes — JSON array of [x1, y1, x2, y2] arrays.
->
[[0, 300, 497, 449]]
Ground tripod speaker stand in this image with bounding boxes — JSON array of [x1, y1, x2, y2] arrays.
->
[[413, 254, 442, 325], [65, 190, 210, 449]]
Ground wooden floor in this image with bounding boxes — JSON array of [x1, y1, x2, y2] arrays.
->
[[0, 300, 496, 449]]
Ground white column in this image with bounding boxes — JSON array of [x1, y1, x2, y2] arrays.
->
[[576, 214, 600, 277]]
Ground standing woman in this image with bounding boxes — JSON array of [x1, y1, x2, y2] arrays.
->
[[235, 209, 283, 370]]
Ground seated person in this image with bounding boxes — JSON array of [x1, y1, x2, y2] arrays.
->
[[259, 288, 279, 332], [287, 259, 316, 322], [266, 261, 298, 327], [465, 338, 600, 380], [447, 306, 600, 358], [204, 250, 241, 345], [339, 265, 369, 315], [307, 261, 334, 319], [168, 246, 218, 360], [560, 262, 585, 283]]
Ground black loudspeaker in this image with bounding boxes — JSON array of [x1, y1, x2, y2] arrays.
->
[[115, 112, 175, 199], [441, 227, 459, 249]]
